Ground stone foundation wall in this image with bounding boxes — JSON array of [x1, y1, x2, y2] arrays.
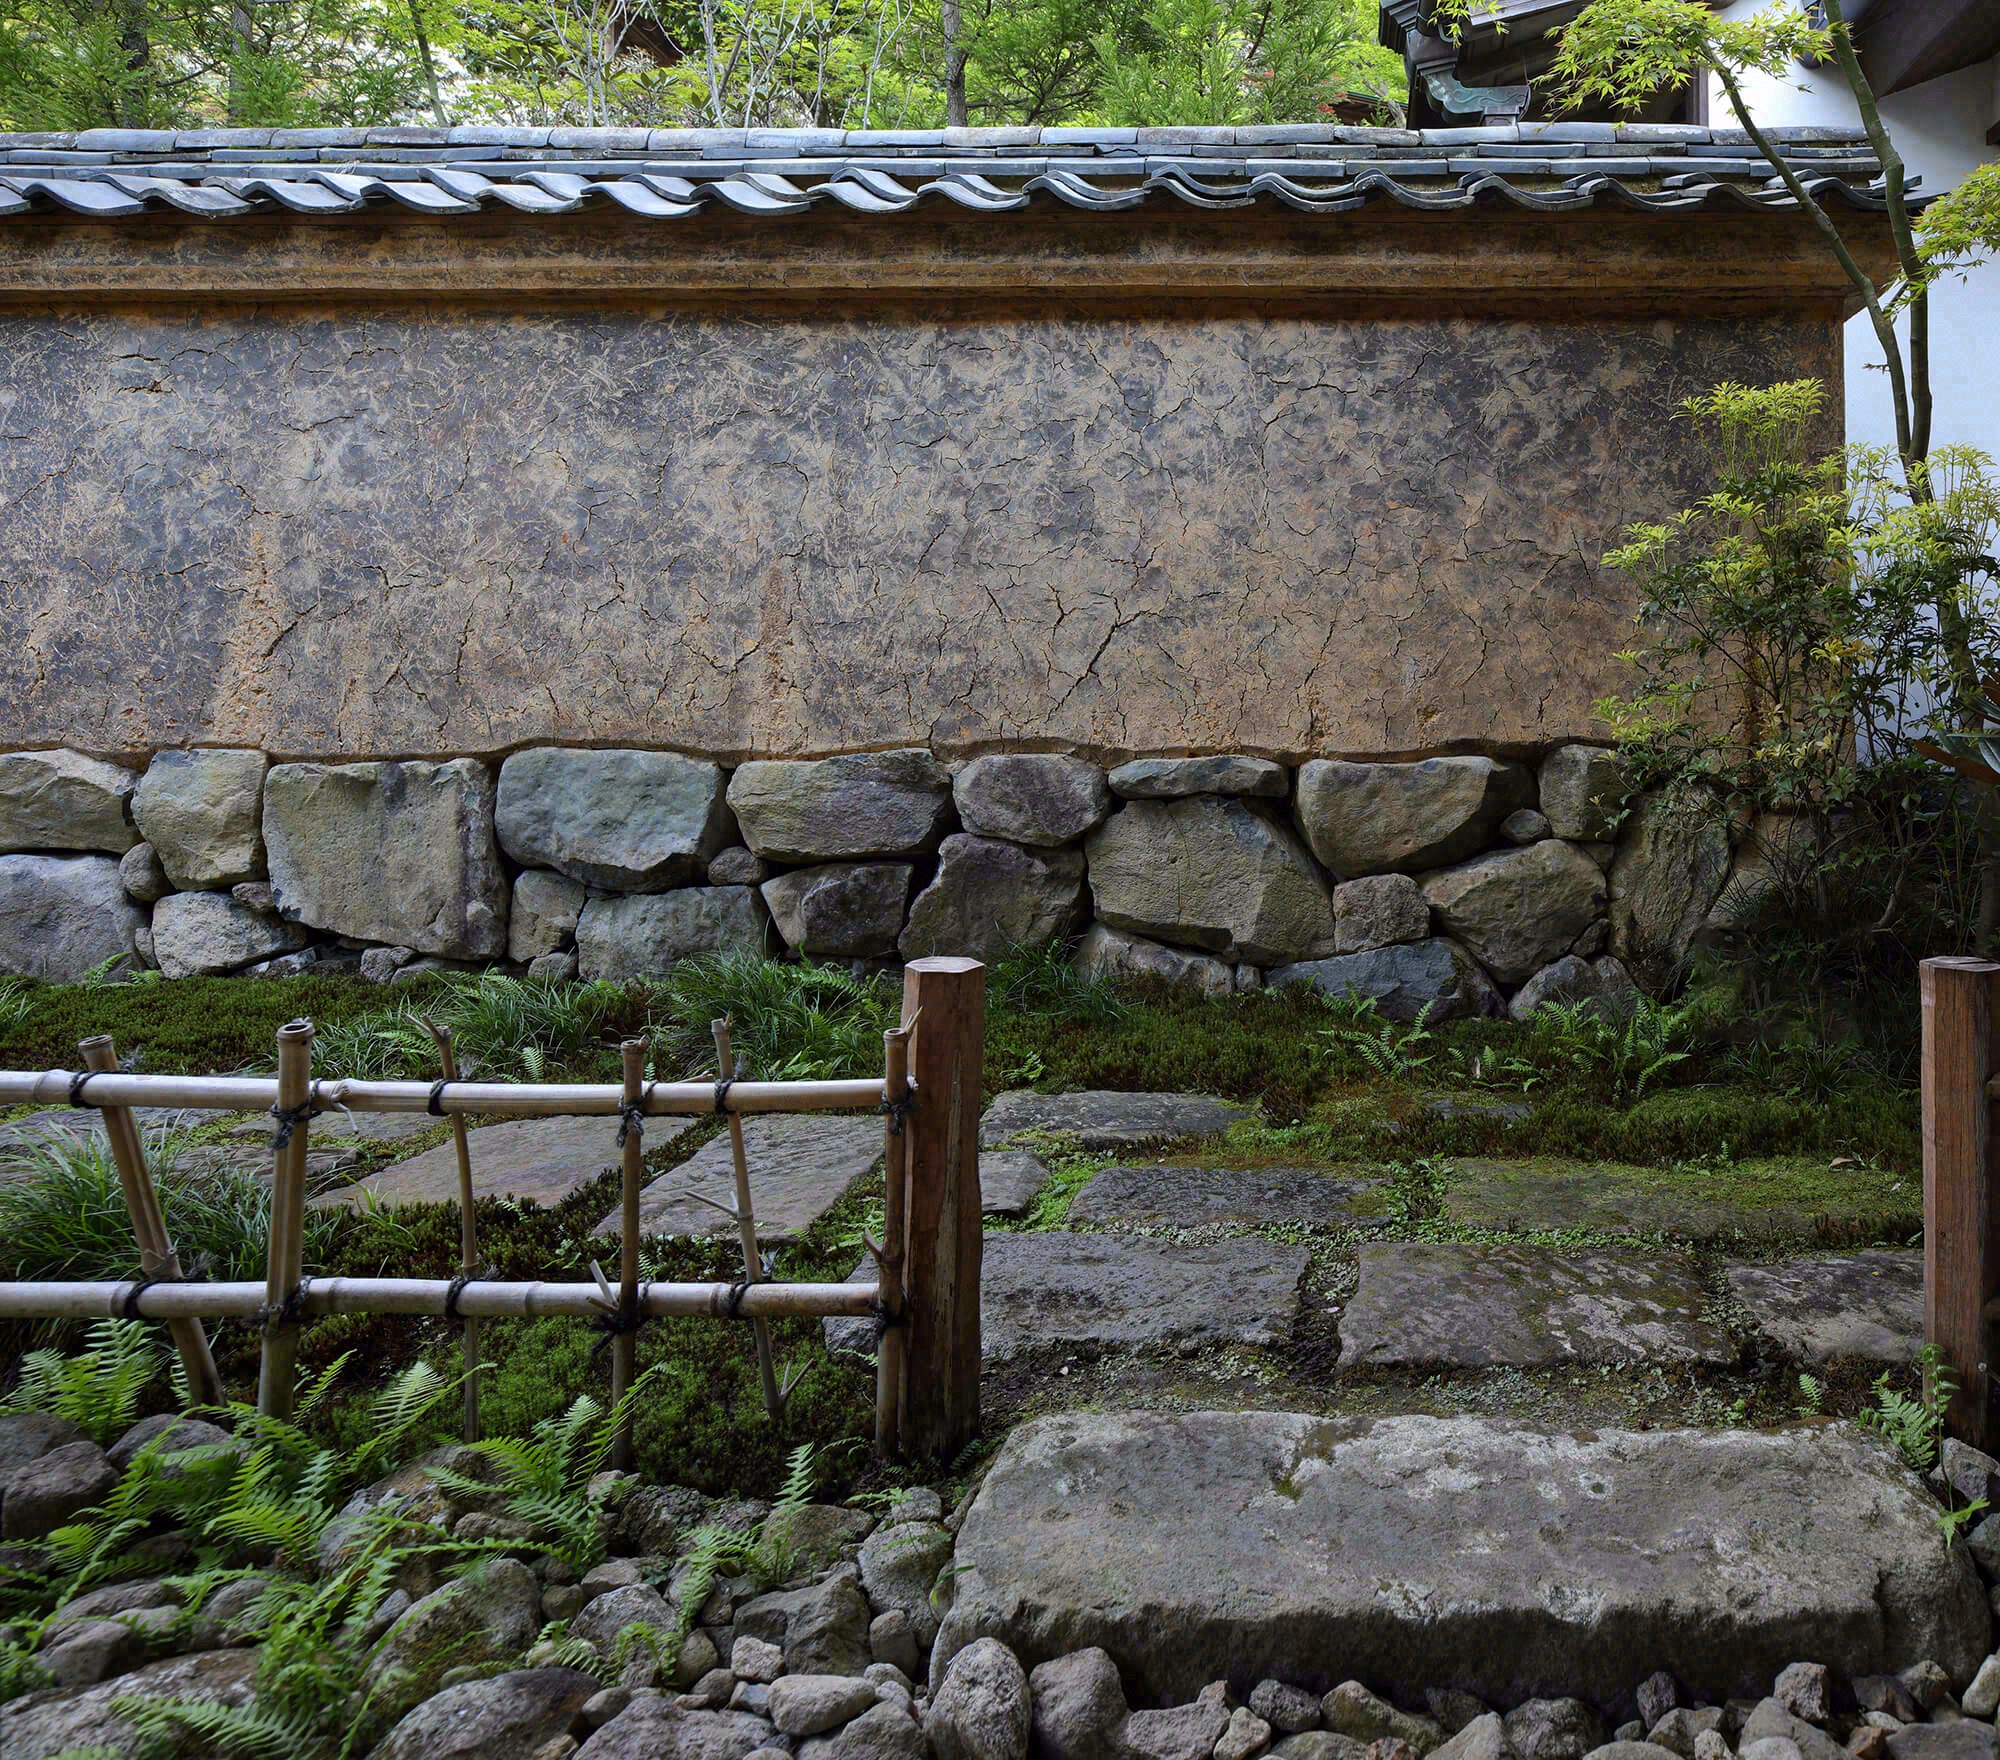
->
[[0, 742, 1744, 1018]]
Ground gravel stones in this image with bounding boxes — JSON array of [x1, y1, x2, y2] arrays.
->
[[1725, 1252, 1922, 1366], [497, 748, 731, 892], [0, 1412, 83, 1489], [860, 1521, 955, 1646], [1609, 795, 1731, 991], [510, 870, 587, 961], [1121, 1683, 1231, 1760], [729, 751, 955, 862], [1773, 1666, 1831, 1726], [0, 1646, 259, 1760], [119, 841, 170, 902], [0, 748, 137, 855], [928, 1637, 1030, 1760], [1085, 797, 1335, 965], [1324, 1683, 1439, 1754], [264, 759, 507, 958], [372, 1667, 602, 1760], [980, 1090, 1253, 1150], [1539, 747, 1626, 842], [1253, 1683, 1325, 1735], [131, 748, 266, 888], [1295, 758, 1530, 876], [575, 1701, 775, 1760], [1268, 940, 1493, 1022], [764, 863, 913, 957], [937, 1410, 1988, 1704], [735, 1574, 873, 1675], [1066, 1166, 1387, 1232], [1338, 1242, 1733, 1370], [1434, 1715, 1510, 1760], [1074, 924, 1236, 997], [2, 1438, 118, 1538], [1961, 1657, 2000, 1721], [1504, 1701, 1606, 1760], [770, 1675, 879, 1737], [150, 888, 308, 978], [1333, 875, 1431, 954], [902, 837, 1086, 962], [619, 1113, 881, 1241], [1886, 1731, 1998, 1760], [1028, 1647, 1129, 1760], [0, 854, 143, 980], [1109, 757, 1288, 800], [360, 1558, 544, 1741], [575, 886, 770, 979], [1420, 842, 1606, 986], [954, 756, 1111, 847], [1220, 1706, 1276, 1760]]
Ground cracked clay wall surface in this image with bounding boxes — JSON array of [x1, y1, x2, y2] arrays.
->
[[0, 303, 1837, 764]]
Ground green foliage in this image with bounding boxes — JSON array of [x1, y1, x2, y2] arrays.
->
[[1383, 1155, 1452, 1223], [1535, 0, 1825, 117], [2, 1317, 160, 1444], [990, 941, 1125, 1029], [1522, 998, 1696, 1103], [654, 951, 898, 1080], [1939, 1495, 1989, 1546], [1858, 1344, 1955, 1471], [1321, 995, 1437, 1081], [1916, 162, 2000, 293], [1795, 1371, 1824, 1416]]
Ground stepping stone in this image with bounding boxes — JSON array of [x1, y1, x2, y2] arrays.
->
[[1338, 1241, 1734, 1370], [233, 1109, 442, 1146], [982, 1149, 1051, 1218], [933, 1409, 1989, 1707], [317, 1113, 697, 1211], [1726, 1250, 1923, 1365], [0, 1105, 211, 1152], [826, 1232, 1308, 1362], [980, 1091, 1254, 1151], [1423, 1094, 1532, 1126], [1440, 1155, 1917, 1240], [605, 1113, 881, 1243], [1068, 1165, 1389, 1232]]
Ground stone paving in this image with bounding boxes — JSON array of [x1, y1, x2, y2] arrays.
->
[[979, 1090, 1254, 1150], [1067, 1164, 1389, 1231], [1726, 1249, 1923, 1365], [608, 1114, 882, 1243]]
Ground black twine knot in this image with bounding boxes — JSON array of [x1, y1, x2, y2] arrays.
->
[[67, 1071, 104, 1109], [121, 1274, 166, 1321], [268, 1096, 320, 1152], [870, 1302, 908, 1340], [589, 1288, 649, 1356], [427, 1078, 457, 1117], [879, 1093, 916, 1136], [255, 1276, 314, 1331], [444, 1271, 483, 1321], [616, 1098, 647, 1148], [724, 1278, 754, 1319], [712, 1076, 734, 1116]]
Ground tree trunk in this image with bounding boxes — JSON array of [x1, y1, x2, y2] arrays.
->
[[118, 0, 151, 127], [943, 0, 966, 127]]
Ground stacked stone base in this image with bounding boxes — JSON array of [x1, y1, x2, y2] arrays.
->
[[0, 742, 1748, 1014]]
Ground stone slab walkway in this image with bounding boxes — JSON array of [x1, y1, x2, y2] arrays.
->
[[1067, 1165, 1389, 1232], [607, 1114, 881, 1243], [317, 1114, 699, 1211], [980, 1091, 1254, 1150], [1339, 1241, 1734, 1370], [827, 1231, 1308, 1362], [1726, 1250, 1923, 1365], [933, 1410, 1989, 1705], [981, 1149, 1051, 1218]]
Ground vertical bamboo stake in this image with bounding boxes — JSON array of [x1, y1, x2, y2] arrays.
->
[[1923, 957, 2000, 1446], [712, 1018, 784, 1423], [611, 1037, 645, 1471], [899, 957, 985, 1464], [422, 1020, 480, 1443], [875, 1020, 912, 1460], [257, 1019, 314, 1420], [79, 1035, 223, 1407]]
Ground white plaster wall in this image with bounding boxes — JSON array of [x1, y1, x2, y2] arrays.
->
[[1714, 5, 1998, 463]]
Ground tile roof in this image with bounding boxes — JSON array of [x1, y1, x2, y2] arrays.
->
[[0, 123, 1912, 223]]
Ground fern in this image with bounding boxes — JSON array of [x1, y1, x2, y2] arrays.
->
[[1321, 996, 1436, 1081], [1795, 1372, 1825, 1416], [1858, 1344, 1956, 1471], [3, 1317, 161, 1443]]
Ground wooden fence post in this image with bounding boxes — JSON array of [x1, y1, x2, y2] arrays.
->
[[898, 956, 984, 1465], [1922, 956, 2000, 1447], [257, 1019, 315, 1420]]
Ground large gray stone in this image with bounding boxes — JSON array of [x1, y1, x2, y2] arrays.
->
[[264, 760, 507, 958], [980, 1090, 1253, 1150], [954, 756, 1112, 847], [931, 1411, 1991, 1706], [150, 889, 308, 979], [1108, 757, 1289, 800], [763, 862, 913, 958], [0, 853, 144, 981], [0, 1412, 84, 1490], [576, 1701, 776, 1760], [902, 837, 1087, 962], [729, 751, 955, 863], [1295, 758, 1530, 877], [735, 1575, 874, 1675], [1539, 747, 1626, 843], [1333, 874, 1431, 953], [860, 1520, 955, 1647], [497, 747, 732, 892], [131, 748, 266, 888], [3, 1439, 119, 1539], [1609, 795, 1731, 992], [612, 1113, 882, 1241], [372, 1667, 602, 1760], [1338, 1241, 1734, 1370], [0, 1647, 261, 1760], [0, 749, 137, 855], [118, 841, 170, 903], [576, 886, 770, 980], [316, 1112, 697, 1211], [1725, 1252, 1923, 1366], [981, 1150, 1052, 1218], [1420, 842, 1607, 987], [1268, 939, 1495, 1022], [1067, 1165, 1389, 1232], [1507, 955, 1641, 1023], [509, 869, 587, 961], [1086, 798, 1334, 965], [929, 1636, 1031, 1760], [1072, 924, 1236, 997], [360, 1558, 544, 1742]]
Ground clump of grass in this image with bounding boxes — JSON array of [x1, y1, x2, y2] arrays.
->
[[989, 941, 1125, 1028], [655, 952, 897, 1079]]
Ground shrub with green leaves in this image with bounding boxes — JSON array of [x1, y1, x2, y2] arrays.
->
[[655, 952, 898, 1080]]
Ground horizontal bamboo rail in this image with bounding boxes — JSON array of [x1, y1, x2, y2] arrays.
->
[[0, 1277, 882, 1321]]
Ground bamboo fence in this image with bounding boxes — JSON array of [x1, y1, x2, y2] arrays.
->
[[0, 956, 988, 1463]]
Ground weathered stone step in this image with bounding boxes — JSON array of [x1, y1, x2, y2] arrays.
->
[[1068, 1164, 1390, 1232], [1727, 1250, 1923, 1365], [932, 1410, 1989, 1707], [1339, 1240, 1734, 1370], [600, 1114, 881, 1243], [981, 1091, 1254, 1150]]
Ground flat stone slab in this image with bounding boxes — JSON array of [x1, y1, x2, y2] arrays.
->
[[828, 1231, 1308, 1362], [981, 1149, 1051, 1218], [1339, 1241, 1734, 1370], [235, 1109, 442, 1146], [319, 1113, 698, 1211], [1068, 1165, 1389, 1232], [1727, 1250, 1923, 1365], [979, 1090, 1254, 1150], [607, 1113, 880, 1242], [1440, 1156, 1916, 1240], [932, 1411, 1989, 1706]]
